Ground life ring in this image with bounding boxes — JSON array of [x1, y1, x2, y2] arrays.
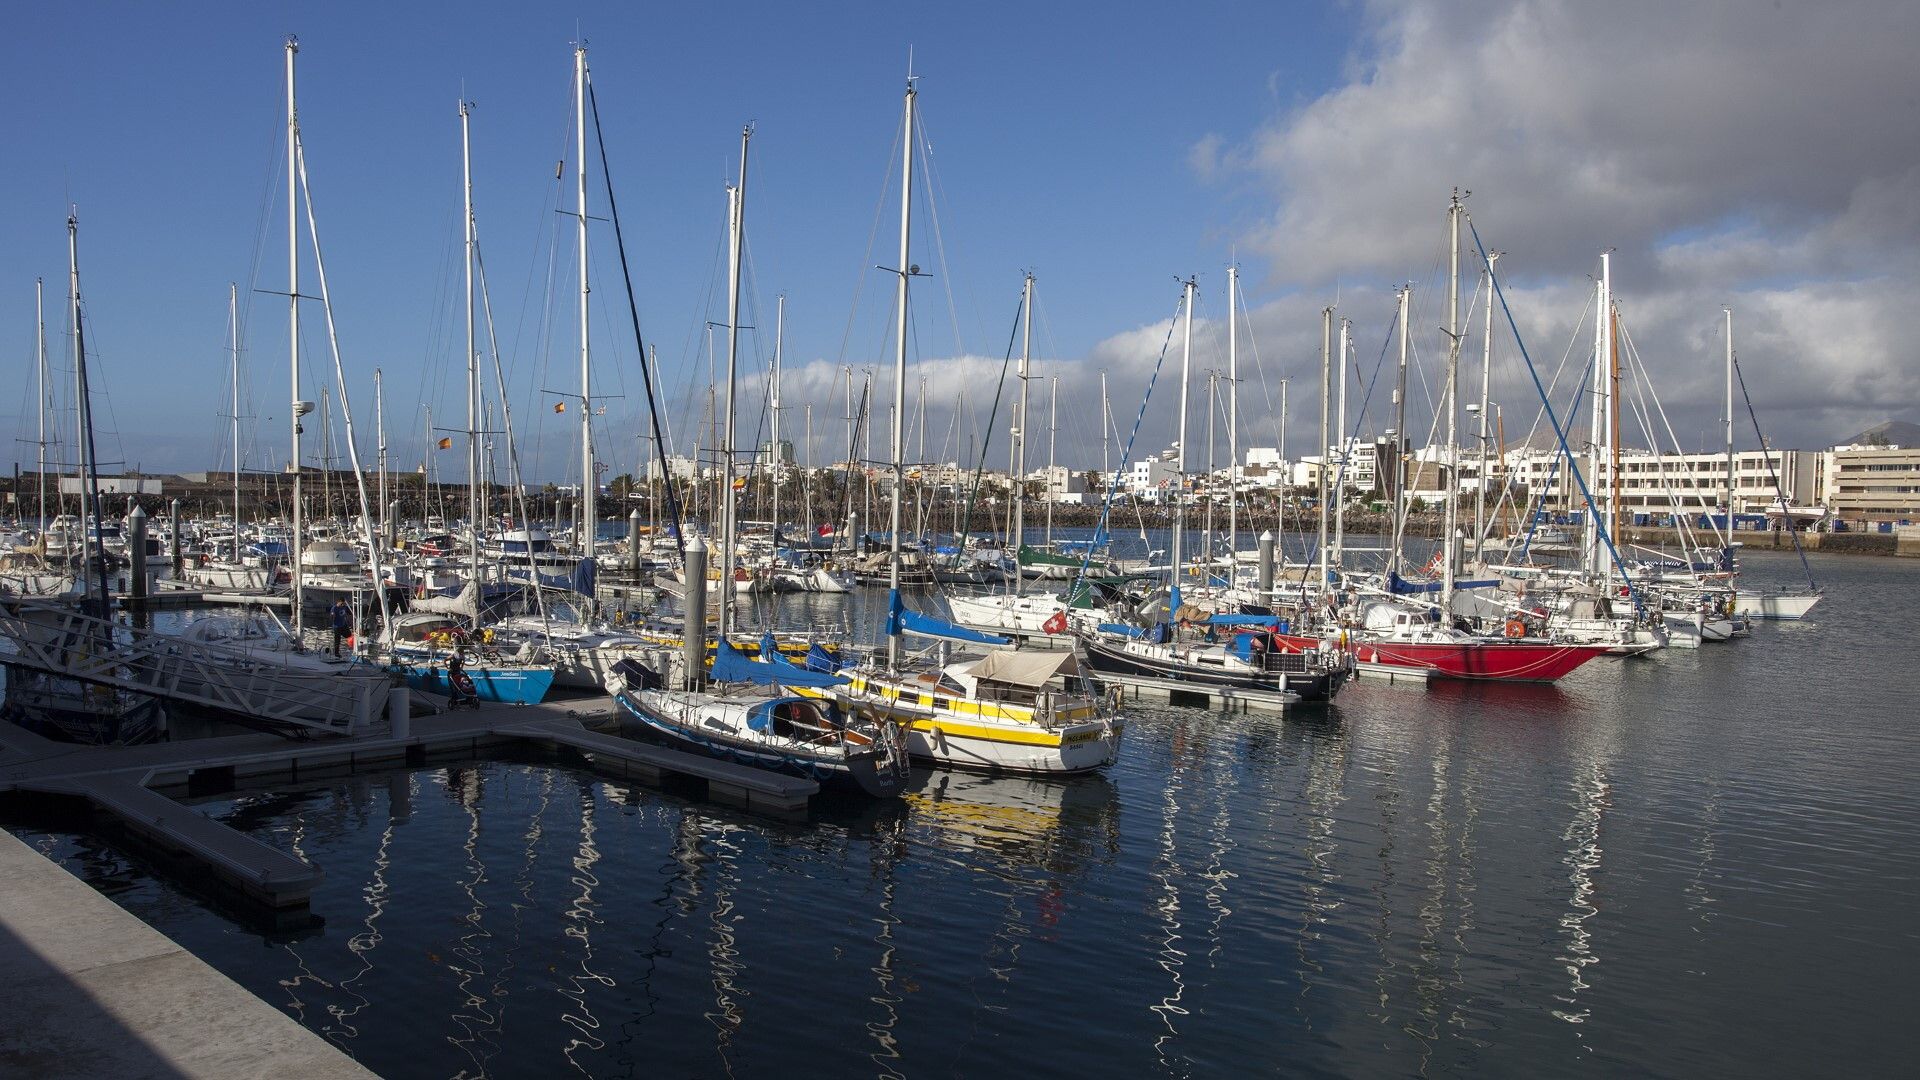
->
[[1504, 616, 1527, 639]]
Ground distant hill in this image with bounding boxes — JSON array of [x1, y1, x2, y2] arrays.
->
[[1837, 419, 1920, 447]]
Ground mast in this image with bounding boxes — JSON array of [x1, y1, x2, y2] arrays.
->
[[1609, 299, 1624, 558], [1203, 369, 1216, 572], [286, 36, 305, 632], [375, 366, 386, 545], [1171, 277, 1195, 615], [918, 373, 929, 544], [1226, 263, 1238, 561], [575, 44, 596, 566], [1045, 374, 1057, 544], [886, 77, 916, 668], [230, 283, 242, 559], [68, 213, 111, 612], [1588, 254, 1611, 577], [1388, 285, 1410, 576], [462, 98, 481, 593], [1333, 316, 1350, 571], [718, 126, 750, 637], [1317, 307, 1331, 593], [1475, 253, 1498, 563], [35, 279, 47, 535], [1012, 272, 1032, 596], [1724, 307, 1735, 529], [772, 293, 784, 545], [1442, 192, 1461, 606]]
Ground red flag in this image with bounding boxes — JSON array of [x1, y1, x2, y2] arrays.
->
[[817, 523, 833, 537], [1042, 610, 1068, 635]]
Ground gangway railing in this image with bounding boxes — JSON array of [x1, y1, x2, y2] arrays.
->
[[0, 599, 387, 737]]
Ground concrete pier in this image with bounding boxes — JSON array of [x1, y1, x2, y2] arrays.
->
[[0, 828, 375, 1078]]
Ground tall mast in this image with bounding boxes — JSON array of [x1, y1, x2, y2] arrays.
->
[[886, 77, 916, 668], [375, 367, 386, 544], [772, 293, 784, 543], [35, 279, 47, 534], [918, 372, 929, 543], [1045, 373, 1057, 544], [1317, 307, 1331, 593], [1442, 192, 1462, 606], [718, 126, 751, 638], [286, 36, 305, 631], [68, 213, 110, 611], [1475, 253, 1498, 563], [1226, 263, 1239, 560], [1333, 316, 1350, 571], [1588, 254, 1611, 577], [230, 283, 242, 558], [1013, 272, 1032, 596], [1388, 285, 1410, 576], [1724, 307, 1736, 534], [1203, 369, 1217, 569], [575, 44, 596, 565], [1609, 299, 1624, 556], [462, 98, 481, 592], [1171, 277, 1195, 615]]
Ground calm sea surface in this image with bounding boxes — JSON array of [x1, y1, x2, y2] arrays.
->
[[8, 546, 1918, 1077]]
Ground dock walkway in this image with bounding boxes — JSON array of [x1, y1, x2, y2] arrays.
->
[[0, 827, 375, 1078], [0, 696, 819, 909]]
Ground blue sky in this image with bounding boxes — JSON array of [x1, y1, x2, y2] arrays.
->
[[6, 1, 1916, 485], [0, 1, 1354, 480]]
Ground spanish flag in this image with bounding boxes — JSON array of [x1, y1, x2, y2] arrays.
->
[[437, 437, 453, 450], [554, 401, 566, 413], [732, 476, 747, 490]]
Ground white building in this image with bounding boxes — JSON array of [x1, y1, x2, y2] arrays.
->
[[1125, 456, 1181, 500]]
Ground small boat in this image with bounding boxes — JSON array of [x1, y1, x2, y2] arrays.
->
[[612, 649, 908, 799], [381, 611, 555, 705]]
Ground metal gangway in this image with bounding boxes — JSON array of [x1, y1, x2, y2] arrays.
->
[[0, 599, 391, 737]]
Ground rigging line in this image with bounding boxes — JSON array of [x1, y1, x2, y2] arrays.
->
[[956, 290, 1026, 549], [1471, 221, 1643, 615], [1731, 351, 1817, 588], [1075, 290, 1185, 585], [913, 114, 970, 365], [586, 74, 684, 556], [836, 112, 903, 367]]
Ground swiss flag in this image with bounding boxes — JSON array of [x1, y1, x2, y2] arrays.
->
[[1042, 610, 1069, 635]]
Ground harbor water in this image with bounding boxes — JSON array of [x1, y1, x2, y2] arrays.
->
[[5, 547, 1915, 1077]]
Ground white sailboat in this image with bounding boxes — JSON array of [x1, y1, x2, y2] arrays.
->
[[802, 77, 1120, 774]]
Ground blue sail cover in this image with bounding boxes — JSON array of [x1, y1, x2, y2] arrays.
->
[[710, 638, 846, 689], [1206, 613, 1282, 627], [1387, 571, 1500, 595], [886, 589, 1011, 645], [806, 641, 841, 674], [572, 556, 598, 596]]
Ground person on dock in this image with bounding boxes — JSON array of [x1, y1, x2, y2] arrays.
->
[[329, 599, 352, 657]]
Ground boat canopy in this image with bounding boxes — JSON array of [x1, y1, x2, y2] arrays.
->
[[413, 580, 480, 617], [1206, 613, 1282, 627], [961, 648, 1080, 690]]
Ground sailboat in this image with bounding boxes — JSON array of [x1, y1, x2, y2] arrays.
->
[[381, 84, 553, 703], [1274, 195, 1612, 683], [1076, 276, 1352, 703], [795, 76, 1121, 774], [2, 213, 164, 744], [1721, 310, 1822, 620]]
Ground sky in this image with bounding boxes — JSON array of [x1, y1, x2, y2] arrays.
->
[[4, 0, 1916, 488]]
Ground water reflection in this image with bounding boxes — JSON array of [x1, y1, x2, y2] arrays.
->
[[558, 777, 613, 1074]]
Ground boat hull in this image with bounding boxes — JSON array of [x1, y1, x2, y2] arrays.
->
[[1078, 634, 1346, 702], [402, 661, 554, 704], [614, 690, 905, 798], [1277, 633, 1608, 683]]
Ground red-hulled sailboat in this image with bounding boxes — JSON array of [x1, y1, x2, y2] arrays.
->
[[1274, 600, 1610, 683]]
